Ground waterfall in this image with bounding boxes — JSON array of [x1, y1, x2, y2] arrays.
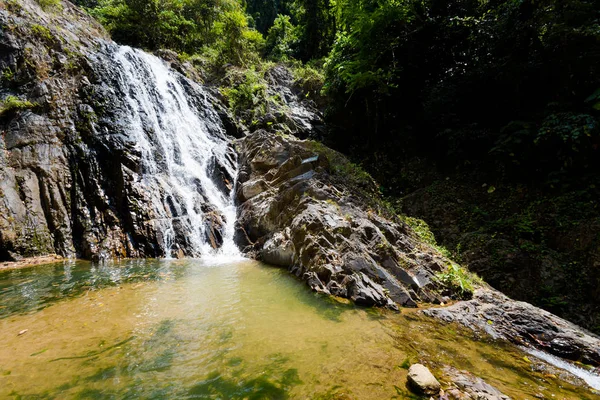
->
[[109, 46, 240, 259]]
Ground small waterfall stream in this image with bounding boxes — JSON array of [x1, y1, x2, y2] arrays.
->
[[110, 46, 240, 259]]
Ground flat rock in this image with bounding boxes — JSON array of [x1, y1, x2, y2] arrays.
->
[[240, 179, 270, 201]]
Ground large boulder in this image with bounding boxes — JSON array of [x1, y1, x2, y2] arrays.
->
[[235, 130, 459, 308]]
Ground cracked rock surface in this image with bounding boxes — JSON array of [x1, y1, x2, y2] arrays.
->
[[234, 130, 458, 308]]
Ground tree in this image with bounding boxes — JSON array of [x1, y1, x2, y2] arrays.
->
[[293, 0, 334, 60], [265, 14, 298, 60]]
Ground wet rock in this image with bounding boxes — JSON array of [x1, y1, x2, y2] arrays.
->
[[407, 363, 440, 395], [425, 288, 600, 367], [235, 130, 457, 308], [343, 273, 391, 307], [261, 230, 295, 267], [204, 211, 225, 250], [442, 366, 510, 400], [0, 0, 235, 261]]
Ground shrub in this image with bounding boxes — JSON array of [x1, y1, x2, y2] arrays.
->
[[435, 263, 481, 300], [221, 68, 268, 117], [0, 96, 36, 117], [265, 14, 298, 61], [89, 0, 264, 67], [290, 61, 325, 99]]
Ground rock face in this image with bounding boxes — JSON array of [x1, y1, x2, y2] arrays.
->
[[406, 363, 440, 395], [235, 130, 457, 307], [0, 0, 107, 260], [425, 288, 600, 367], [0, 0, 238, 261], [263, 65, 325, 139]]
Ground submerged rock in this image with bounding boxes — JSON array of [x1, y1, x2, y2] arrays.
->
[[407, 363, 440, 395], [442, 366, 510, 400]]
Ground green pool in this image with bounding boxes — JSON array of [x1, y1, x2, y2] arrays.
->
[[0, 259, 595, 399]]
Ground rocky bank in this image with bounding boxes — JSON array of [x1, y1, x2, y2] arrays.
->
[[232, 128, 600, 371], [426, 288, 600, 366], [234, 130, 455, 308]]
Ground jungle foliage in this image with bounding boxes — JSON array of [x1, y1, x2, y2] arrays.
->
[[78, 0, 600, 221], [320, 0, 600, 191], [79, 0, 264, 66]]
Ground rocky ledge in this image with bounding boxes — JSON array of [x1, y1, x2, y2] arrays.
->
[[425, 288, 600, 367], [234, 129, 460, 308]]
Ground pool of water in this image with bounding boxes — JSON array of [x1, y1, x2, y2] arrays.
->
[[0, 259, 597, 399]]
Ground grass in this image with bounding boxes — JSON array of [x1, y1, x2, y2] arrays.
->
[[30, 24, 53, 42], [399, 214, 453, 258], [5, 0, 22, 12], [289, 60, 325, 99], [2, 68, 14, 82], [435, 263, 483, 300], [306, 140, 376, 191]]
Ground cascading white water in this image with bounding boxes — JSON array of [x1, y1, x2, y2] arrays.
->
[[110, 46, 240, 259], [521, 347, 600, 390]]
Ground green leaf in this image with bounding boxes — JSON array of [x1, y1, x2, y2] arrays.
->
[[585, 88, 600, 103]]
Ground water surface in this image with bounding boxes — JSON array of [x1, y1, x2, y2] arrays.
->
[[0, 259, 597, 399]]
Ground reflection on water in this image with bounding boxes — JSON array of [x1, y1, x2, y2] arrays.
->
[[0, 259, 597, 399], [0, 259, 187, 319]]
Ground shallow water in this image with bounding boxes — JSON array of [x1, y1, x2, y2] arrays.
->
[[0, 259, 597, 399], [522, 347, 600, 391]]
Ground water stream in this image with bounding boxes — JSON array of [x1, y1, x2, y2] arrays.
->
[[110, 46, 239, 258], [522, 347, 600, 391], [0, 260, 597, 399]]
